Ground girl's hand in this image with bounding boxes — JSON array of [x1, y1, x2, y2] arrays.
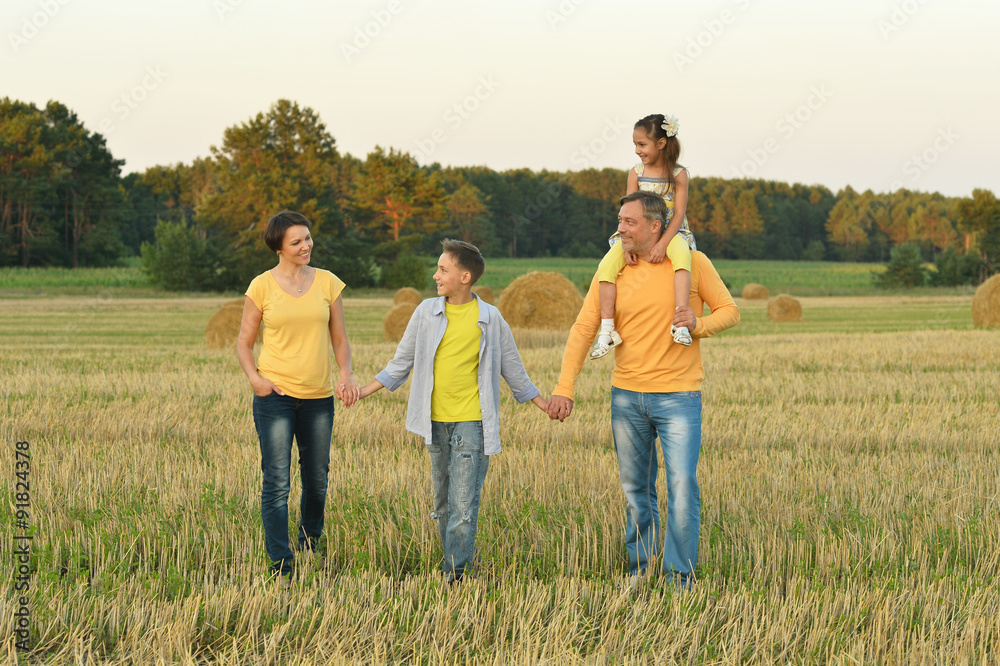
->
[[624, 251, 638, 266], [252, 377, 284, 397], [647, 242, 666, 264]]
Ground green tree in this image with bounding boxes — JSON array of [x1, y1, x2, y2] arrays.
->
[[957, 188, 1000, 278], [0, 99, 60, 266], [875, 242, 926, 288], [353, 146, 445, 242], [929, 246, 982, 286], [52, 102, 126, 267], [0, 98, 125, 267], [826, 188, 870, 260], [912, 200, 955, 257], [197, 99, 351, 289], [140, 219, 218, 291], [445, 182, 494, 248]]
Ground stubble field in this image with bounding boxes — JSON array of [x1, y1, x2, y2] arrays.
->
[[1, 287, 998, 664]]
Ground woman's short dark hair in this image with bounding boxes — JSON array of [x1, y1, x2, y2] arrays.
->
[[441, 239, 485, 285], [264, 211, 313, 252]]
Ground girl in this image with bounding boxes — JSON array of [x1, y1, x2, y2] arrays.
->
[[590, 113, 697, 359]]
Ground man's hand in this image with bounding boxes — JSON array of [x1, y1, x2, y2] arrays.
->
[[673, 305, 696, 331], [547, 395, 574, 422]]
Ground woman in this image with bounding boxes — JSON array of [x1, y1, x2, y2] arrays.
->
[[237, 210, 360, 581]]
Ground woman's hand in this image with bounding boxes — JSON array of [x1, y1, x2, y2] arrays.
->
[[336, 375, 361, 407], [251, 376, 284, 397]]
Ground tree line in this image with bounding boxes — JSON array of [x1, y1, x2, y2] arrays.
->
[[2, 97, 998, 290]]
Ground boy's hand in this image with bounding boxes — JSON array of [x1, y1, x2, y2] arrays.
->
[[356, 379, 384, 403], [624, 251, 638, 266], [547, 396, 573, 422], [531, 395, 550, 413]]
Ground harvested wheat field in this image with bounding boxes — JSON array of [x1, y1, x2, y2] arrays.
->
[[1, 292, 998, 664]]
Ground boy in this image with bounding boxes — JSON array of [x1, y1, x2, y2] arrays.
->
[[358, 239, 549, 582]]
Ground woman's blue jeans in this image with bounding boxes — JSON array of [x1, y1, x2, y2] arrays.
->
[[611, 387, 702, 580], [429, 421, 489, 578], [252, 392, 334, 574]]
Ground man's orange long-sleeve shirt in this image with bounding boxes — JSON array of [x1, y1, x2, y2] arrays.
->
[[554, 251, 740, 398]]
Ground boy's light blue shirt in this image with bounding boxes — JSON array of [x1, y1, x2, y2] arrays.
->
[[375, 294, 540, 455]]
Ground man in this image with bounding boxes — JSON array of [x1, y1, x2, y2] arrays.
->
[[547, 190, 740, 586]]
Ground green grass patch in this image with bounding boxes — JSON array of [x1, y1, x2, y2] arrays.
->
[[0, 258, 978, 299]]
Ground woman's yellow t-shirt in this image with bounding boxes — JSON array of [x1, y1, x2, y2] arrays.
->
[[245, 268, 346, 399], [431, 299, 482, 422]]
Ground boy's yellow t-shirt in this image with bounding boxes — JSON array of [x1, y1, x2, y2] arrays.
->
[[431, 299, 482, 422], [245, 268, 345, 399]]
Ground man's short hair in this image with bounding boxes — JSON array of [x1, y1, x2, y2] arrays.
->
[[619, 191, 667, 235], [441, 239, 485, 285], [264, 211, 313, 252]]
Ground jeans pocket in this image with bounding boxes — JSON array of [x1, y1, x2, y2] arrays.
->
[[453, 424, 484, 453]]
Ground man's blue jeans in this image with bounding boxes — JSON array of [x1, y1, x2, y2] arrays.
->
[[252, 392, 334, 574], [429, 421, 489, 578], [611, 387, 702, 580]]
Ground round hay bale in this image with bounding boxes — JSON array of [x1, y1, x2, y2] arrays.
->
[[205, 298, 249, 349], [971, 274, 1000, 328], [742, 283, 769, 300], [393, 287, 422, 306], [472, 286, 494, 304], [383, 302, 417, 341], [767, 294, 802, 322], [498, 272, 583, 330]]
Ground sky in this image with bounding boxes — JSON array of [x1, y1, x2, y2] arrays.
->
[[3, 0, 998, 198]]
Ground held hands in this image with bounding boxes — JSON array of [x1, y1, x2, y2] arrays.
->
[[335, 375, 361, 407], [546, 395, 573, 422], [341, 379, 384, 407]]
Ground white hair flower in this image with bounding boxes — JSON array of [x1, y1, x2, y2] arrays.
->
[[661, 114, 679, 137]]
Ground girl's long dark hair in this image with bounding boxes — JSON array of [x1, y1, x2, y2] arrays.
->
[[634, 114, 682, 185]]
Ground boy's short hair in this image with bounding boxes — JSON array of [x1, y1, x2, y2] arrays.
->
[[619, 191, 667, 236], [441, 239, 485, 285], [264, 211, 313, 252]]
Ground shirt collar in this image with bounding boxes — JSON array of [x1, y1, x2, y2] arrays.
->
[[431, 294, 490, 323]]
